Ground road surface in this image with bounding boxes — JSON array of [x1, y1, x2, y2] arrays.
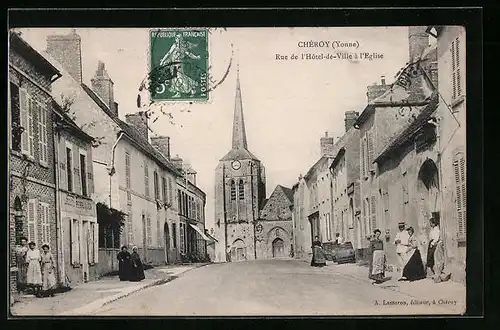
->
[[94, 259, 462, 316]]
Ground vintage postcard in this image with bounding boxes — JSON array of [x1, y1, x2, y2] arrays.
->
[[8, 25, 467, 316]]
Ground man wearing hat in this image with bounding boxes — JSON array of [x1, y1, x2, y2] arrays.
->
[[394, 221, 410, 280]]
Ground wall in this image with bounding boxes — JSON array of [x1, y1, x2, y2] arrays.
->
[[9, 47, 59, 287], [293, 178, 312, 260], [255, 220, 294, 259], [436, 26, 467, 283]]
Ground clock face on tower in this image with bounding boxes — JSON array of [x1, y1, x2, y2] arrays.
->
[[231, 160, 241, 170]]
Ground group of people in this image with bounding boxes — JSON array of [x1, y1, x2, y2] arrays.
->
[[368, 214, 451, 284], [116, 245, 146, 282], [15, 237, 57, 298]]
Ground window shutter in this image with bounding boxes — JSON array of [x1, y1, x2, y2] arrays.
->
[[367, 132, 374, 171], [59, 140, 67, 190], [27, 97, 35, 157], [168, 178, 173, 205], [94, 222, 99, 263], [27, 199, 37, 244], [20, 89, 29, 154], [361, 139, 366, 177], [78, 220, 82, 264], [38, 104, 48, 164], [370, 196, 377, 232], [147, 215, 152, 247], [41, 203, 50, 245]]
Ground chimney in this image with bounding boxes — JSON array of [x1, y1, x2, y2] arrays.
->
[[46, 29, 83, 83], [320, 131, 335, 157], [151, 136, 171, 160], [366, 79, 390, 103], [408, 26, 429, 62], [91, 61, 117, 116], [125, 112, 149, 141], [170, 155, 184, 171], [344, 111, 359, 132]]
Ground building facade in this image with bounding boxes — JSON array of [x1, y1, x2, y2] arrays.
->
[[54, 105, 99, 286], [255, 185, 294, 259], [213, 71, 267, 263], [43, 30, 183, 273], [9, 32, 62, 302]]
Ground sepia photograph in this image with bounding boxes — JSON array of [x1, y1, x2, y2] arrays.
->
[[8, 22, 469, 316]]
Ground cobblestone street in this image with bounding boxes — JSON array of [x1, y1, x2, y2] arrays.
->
[[93, 260, 465, 316]]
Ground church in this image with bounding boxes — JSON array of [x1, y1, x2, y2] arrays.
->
[[213, 69, 294, 263]]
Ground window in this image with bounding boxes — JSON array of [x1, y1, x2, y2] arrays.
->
[[80, 152, 87, 196], [451, 37, 462, 101], [90, 222, 98, 263], [39, 202, 50, 245], [364, 198, 370, 236], [144, 161, 150, 197], [454, 152, 466, 241], [230, 180, 236, 201], [18, 89, 35, 157], [127, 204, 133, 244], [125, 151, 131, 189], [370, 196, 377, 232], [27, 199, 38, 244], [146, 214, 152, 247], [154, 170, 160, 200], [168, 177, 173, 205], [162, 177, 168, 204], [71, 219, 81, 264], [37, 103, 48, 164], [238, 179, 244, 200], [66, 146, 73, 192], [172, 223, 177, 248], [10, 82, 21, 151], [177, 190, 182, 212], [180, 223, 185, 253]]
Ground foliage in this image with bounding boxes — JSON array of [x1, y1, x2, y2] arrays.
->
[[97, 202, 126, 249]]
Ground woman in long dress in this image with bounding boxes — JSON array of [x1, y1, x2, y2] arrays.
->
[[117, 246, 132, 281], [426, 215, 451, 283], [368, 229, 387, 284], [26, 241, 42, 297], [129, 246, 145, 282], [40, 244, 57, 297], [402, 227, 426, 281], [15, 237, 29, 294], [310, 236, 327, 267]]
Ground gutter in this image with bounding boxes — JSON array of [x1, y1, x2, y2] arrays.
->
[[108, 131, 125, 208]]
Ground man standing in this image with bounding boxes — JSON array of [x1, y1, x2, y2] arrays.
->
[[336, 233, 344, 245], [394, 222, 410, 280]]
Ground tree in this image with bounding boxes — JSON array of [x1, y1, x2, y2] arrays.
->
[[96, 202, 126, 249]]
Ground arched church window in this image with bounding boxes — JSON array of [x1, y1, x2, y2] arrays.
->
[[238, 179, 244, 200], [230, 180, 236, 201]]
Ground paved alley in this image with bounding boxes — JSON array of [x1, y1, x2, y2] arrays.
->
[[92, 259, 465, 316]]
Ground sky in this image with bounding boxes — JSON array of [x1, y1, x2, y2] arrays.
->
[[18, 27, 413, 230]]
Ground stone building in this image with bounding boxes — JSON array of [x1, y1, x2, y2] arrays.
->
[[424, 25, 467, 283], [213, 70, 266, 263], [255, 185, 294, 259], [9, 31, 62, 302], [53, 102, 98, 286], [353, 26, 440, 270], [43, 30, 183, 273], [172, 158, 210, 263]]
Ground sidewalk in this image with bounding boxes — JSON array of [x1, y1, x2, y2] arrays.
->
[[320, 261, 466, 313], [10, 263, 209, 316]]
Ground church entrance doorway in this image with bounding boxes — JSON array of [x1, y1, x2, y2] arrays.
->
[[272, 238, 285, 258], [231, 239, 247, 262]]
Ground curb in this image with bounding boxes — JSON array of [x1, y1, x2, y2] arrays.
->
[[59, 263, 210, 315]]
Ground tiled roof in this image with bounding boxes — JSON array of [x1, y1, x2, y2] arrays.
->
[[220, 147, 259, 161], [303, 156, 331, 181], [329, 147, 346, 170], [374, 92, 439, 163], [81, 84, 182, 177], [278, 185, 294, 204]]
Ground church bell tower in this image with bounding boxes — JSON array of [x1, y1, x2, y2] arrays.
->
[[213, 64, 266, 263]]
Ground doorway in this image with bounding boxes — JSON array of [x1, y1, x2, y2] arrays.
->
[[230, 239, 247, 262], [272, 238, 285, 258], [164, 222, 170, 264]]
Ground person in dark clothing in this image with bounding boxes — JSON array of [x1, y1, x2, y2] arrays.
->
[[117, 246, 131, 281], [129, 246, 145, 282], [310, 236, 327, 267], [402, 227, 426, 281]]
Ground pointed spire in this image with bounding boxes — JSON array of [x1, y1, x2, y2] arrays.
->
[[232, 59, 248, 150]]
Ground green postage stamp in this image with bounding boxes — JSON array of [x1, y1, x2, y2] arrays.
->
[[149, 29, 209, 102]]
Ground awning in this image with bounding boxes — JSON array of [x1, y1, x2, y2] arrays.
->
[[189, 223, 213, 242]]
